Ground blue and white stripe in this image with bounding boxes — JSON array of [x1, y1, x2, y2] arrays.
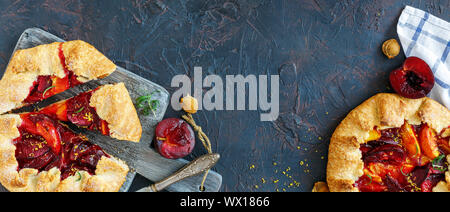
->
[[397, 6, 450, 108]]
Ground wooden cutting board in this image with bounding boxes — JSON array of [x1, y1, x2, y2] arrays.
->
[[0, 28, 222, 192]]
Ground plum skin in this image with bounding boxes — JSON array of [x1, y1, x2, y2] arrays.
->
[[155, 118, 195, 159], [389, 57, 434, 99]]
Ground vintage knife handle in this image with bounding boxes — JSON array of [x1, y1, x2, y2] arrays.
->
[[149, 153, 220, 192]]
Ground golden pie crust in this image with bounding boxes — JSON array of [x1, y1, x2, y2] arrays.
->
[[0, 114, 129, 192], [0, 40, 116, 114], [90, 83, 142, 142], [326, 93, 450, 192]]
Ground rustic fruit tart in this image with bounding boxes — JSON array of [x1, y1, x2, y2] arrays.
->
[[39, 83, 142, 143], [0, 82, 143, 192], [0, 40, 116, 114], [326, 93, 450, 192]]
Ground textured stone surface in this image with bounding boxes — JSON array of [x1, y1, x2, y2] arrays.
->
[[0, 0, 448, 192]]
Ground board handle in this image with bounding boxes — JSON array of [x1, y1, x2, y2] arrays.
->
[[137, 153, 220, 192]]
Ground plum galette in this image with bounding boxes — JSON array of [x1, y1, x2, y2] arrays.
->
[[0, 41, 142, 192]]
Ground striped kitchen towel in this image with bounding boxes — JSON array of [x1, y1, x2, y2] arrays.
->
[[397, 6, 450, 108]]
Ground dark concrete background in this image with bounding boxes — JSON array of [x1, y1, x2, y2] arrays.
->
[[0, 0, 448, 192]]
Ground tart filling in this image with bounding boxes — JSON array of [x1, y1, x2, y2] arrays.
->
[[15, 113, 109, 180], [24, 43, 82, 104], [355, 122, 450, 192]]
